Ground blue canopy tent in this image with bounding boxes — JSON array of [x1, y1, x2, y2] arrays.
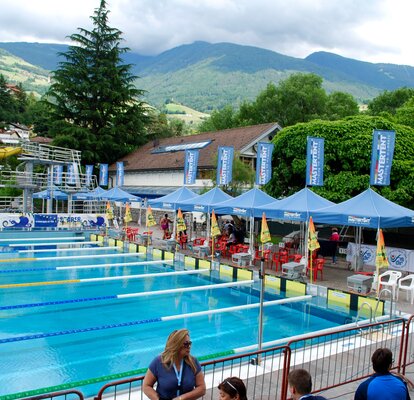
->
[[254, 187, 335, 256], [33, 187, 68, 201], [148, 187, 199, 236], [214, 188, 278, 254], [32, 187, 69, 213], [312, 188, 414, 270], [73, 186, 108, 200], [312, 188, 414, 229], [148, 187, 199, 210], [179, 187, 233, 239], [101, 187, 141, 202]]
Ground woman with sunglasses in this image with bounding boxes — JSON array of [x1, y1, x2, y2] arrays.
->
[[218, 377, 247, 400], [143, 329, 206, 400]]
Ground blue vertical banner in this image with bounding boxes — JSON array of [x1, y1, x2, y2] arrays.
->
[[67, 163, 76, 185], [116, 162, 124, 187], [216, 146, 234, 185], [99, 164, 108, 186], [53, 165, 63, 185], [184, 149, 199, 185], [255, 142, 274, 185], [370, 130, 396, 186], [306, 137, 325, 186], [85, 165, 94, 187]]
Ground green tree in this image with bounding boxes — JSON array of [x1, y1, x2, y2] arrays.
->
[[198, 105, 237, 132], [46, 0, 148, 165], [368, 87, 414, 116], [275, 73, 327, 126], [325, 91, 359, 120], [0, 74, 16, 124], [265, 115, 414, 209], [395, 97, 414, 129]]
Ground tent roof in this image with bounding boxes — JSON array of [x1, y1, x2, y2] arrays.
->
[[73, 186, 108, 200], [256, 187, 334, 221], [313, 188, 414, 228], [148, 186, 199, 210], [179, 187, 233, 212], [214, 187, 277, 217], [32, 187, 68, 200], [101, 187, 141, 202]]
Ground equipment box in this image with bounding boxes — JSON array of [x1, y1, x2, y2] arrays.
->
[[347, 274, 373, 294]]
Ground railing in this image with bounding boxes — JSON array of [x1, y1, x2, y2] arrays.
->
[[92, 318, 410, 400], [283, 318, 406, 398], [19, 142, 82, 165], [21, 389, 84, 400], [402, 314, 414, 374], [0, 170, 98, 191]]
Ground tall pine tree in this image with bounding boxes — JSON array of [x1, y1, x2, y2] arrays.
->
[[46, 0, 148, 164]]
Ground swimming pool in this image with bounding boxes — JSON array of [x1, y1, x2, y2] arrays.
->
[[0, 231, 356, 398]]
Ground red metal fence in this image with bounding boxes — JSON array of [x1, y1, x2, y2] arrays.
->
[[92, 317, 412, 400]]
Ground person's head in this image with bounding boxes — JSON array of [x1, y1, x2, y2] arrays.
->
[[164, 213, 168, 218], [372, 348, 393, 373], [332, 227, 338, 232], [288, 369, 312, 398], [218, 377, 247, 400], [161, 329, 198, 372]]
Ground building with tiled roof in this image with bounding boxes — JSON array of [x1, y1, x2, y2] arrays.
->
[[109, 123, 281, 198]]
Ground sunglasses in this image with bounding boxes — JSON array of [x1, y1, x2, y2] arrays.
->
[[182, 341, 192, 348]]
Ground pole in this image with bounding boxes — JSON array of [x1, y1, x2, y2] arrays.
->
[[256, 257, 265, 365]]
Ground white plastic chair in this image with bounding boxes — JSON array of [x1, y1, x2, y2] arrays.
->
[[379, 271, 402, 299], [397, 274, 414, 304]]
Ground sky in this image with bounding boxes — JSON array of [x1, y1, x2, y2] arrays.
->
[[0, 0, 413, 66]]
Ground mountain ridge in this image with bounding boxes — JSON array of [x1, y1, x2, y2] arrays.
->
[[1, 41, 414, 111]]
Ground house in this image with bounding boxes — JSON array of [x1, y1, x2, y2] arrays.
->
[[0, 123, 31, 145], [109, 122, 281, 198]]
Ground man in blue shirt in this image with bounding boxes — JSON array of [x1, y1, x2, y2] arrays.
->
[[355, 348, 411, 400]]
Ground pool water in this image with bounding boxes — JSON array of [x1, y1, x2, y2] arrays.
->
[[0, 234, 354, 397]]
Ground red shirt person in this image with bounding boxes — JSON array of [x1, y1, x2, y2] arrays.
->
[[330, 227, 340, 264]]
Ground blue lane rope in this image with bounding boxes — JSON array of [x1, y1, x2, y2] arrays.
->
[[0, 267, 56, 274], [0, 295, 117, 310], [0, 317, 163, 344]]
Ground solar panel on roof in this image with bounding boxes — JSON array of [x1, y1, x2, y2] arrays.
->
[[151, 140, 211, 154]]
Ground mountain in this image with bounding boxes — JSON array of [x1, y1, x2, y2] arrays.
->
[[1, 41, 414, 111]]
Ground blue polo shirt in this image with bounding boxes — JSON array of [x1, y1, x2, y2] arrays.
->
[[149, 355, 202, 400], [355, 372, 410, 400]]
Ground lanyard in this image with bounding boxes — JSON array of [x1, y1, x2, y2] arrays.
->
[[172, 359, 184, 396]]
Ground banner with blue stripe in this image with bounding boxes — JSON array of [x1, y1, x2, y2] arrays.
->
[[370, 130, 395, 186], [306, 137, 325, 186], [99, 164, 108, 186], [184, 149, 199, 185], [255, 142, 274, 185], [217, 146, 234, 185], [116, 162, 124, 187]]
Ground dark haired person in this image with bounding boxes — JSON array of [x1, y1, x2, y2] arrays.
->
[[355, 348, 411, 399], [330, 227, 340, 264], [218, 377, 247, 400], [288, 369, 327, 400]]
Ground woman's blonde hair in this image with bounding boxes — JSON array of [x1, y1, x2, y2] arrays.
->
[[161, 329, 198, 373]]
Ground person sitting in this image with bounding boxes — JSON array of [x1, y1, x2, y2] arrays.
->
[[288, 369, 327, 399], [218, 377, 247, 400], [226, 226, 238, 249], [354, 348, 411, 400]]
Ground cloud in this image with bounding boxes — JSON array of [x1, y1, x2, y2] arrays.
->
[[0, 0, 413, 65]]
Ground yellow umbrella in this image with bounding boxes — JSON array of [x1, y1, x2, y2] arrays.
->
[[375, 228, 389, 293], [211, 210, 221, 260], [176, 208, 187, 233], [124, 203, 133, 227], [146, 206, 157, 227], [307, 216, 320, 283], [106, 201, 114, 220]]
